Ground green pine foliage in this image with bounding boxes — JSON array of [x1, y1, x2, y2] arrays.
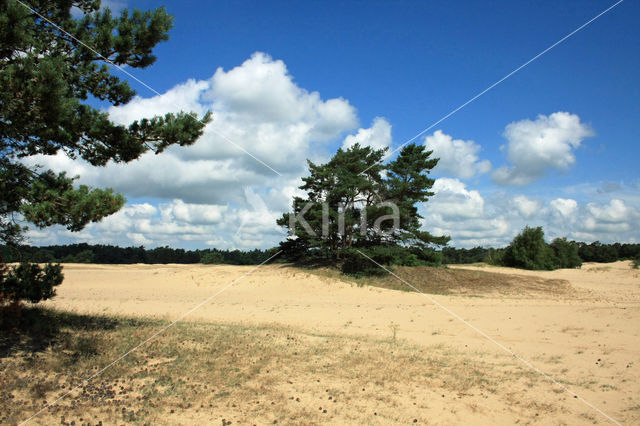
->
[[0, 262, 63, 304], [277, 143, 450, 275], [1, 0, 211, 306]]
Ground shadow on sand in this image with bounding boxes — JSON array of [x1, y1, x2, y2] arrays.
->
[[0, 306, 121, 357]]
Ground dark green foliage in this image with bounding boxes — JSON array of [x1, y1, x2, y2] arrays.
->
[[1, 0, 211, 305], [340, 247, 393, 277], [501, 226, 556, 271], [550, 238, 582, 269], [340, 245, 444, 276], [146, 246, 199, 264], [200, 251, 225, 264], [0, 262, 63, 304], [1, 244, 279, 266], [577, 241, 621, 263], [63, 249, 95, 263], [442, 246, 490, 264], [633, 255, 639, 269], [278, 143, 449, 275], [484, 247, 505, 266]]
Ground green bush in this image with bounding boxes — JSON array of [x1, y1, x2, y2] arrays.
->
[[550, 238, 582, 269], [418, 248, 443, 266], [340, 247, 393, 276], [501, 226, 556, 270], [340, 245, 443, 276], [1, 263, 64, 305], [633, 256, 639, 269]]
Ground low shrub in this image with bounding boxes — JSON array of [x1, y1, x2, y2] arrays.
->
[[340, 245, 443, 276]]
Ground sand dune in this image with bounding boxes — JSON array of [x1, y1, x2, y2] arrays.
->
[[40, 261, 639, 424]]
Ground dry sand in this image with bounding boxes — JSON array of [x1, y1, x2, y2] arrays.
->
[[40, 261, 639, 424]]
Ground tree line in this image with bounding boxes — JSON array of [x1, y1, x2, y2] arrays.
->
[[1, 244, 278, 266], [4, 235, 638, 268]]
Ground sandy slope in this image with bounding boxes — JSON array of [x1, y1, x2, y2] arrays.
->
[[43, 261, 640, 424]]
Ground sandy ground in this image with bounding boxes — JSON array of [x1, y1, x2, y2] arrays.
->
[[42, 261, 640, 424]]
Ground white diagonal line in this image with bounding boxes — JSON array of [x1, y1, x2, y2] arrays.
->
[[355, 249, 622, 425], [15, 0, 282, 176], [360, 0, 624, 175], [209, 127, 283, 176], [19, 250, 282, 425]]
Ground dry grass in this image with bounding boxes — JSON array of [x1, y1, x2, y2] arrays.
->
[[302, 264, 573, 297], [0, 307, 555, 425]]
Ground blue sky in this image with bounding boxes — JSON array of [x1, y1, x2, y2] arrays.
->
[[27, 0, 640, 249]]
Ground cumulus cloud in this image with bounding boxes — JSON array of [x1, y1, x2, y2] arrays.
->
[[419, 180, 640, 248], [493, 112, 593, 186], [421, 178, 512, 247], [428, 178, 485, 219], [21, 52, 366, 248], [512, 195, 540, 218], [585, 199, 633, 223], [424, 130, 491, 179], [550, 198, 578, 219], [160, 200, 227, 224], [23, 52, 359, 204], [342, 117, 392, 150]]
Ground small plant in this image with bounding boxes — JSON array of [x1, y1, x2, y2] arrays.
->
[[633, 256, 639, 269], [390, 323, 399, 342]]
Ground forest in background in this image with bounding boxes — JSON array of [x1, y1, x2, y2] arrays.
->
[[3, 240, 639, 266]]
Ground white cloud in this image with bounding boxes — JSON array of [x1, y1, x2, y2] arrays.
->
[[550, 198, 578, 218], [160, 200, 227, 224], [512, 195, 540, 218], [424, 130, 491, 179], [428, 178, 485, 219], [23, 52, 359, 204], [127, 233, 152, 246], [574, 199, 638, 240], [421, 178, 512, 247], [20, 52, 368, 248], [342, 117, 392, 150], [585, 199, 634, 224], [420, 181, 640, 248], [108, 79, 209, 125], [493, 112, 593, 186]]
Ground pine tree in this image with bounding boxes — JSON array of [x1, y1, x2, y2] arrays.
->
[[0, 0, 211, 305], [277, 143, 449, 271]]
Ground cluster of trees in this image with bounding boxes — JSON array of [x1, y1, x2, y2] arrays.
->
[[277, 143, 449, 275], [499, 227, 582, 270], [1, 244, 278, 266], [441, 236, 640, 269]]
